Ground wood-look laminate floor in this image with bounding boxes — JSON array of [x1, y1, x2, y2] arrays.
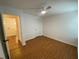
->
[[8, 36, 77, 59]]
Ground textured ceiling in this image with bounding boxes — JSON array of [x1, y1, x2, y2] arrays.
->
[[0, 0, 78, 16]]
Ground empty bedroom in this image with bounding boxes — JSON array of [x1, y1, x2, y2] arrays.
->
[[0, 0, 78, 59]]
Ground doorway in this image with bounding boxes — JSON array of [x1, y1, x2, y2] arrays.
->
[[1, 14, 22, 59]]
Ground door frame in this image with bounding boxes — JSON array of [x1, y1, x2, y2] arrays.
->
[[0, 13, 23, 59]]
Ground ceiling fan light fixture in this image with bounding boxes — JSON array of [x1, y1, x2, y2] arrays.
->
[[41, 10, 46, 15]]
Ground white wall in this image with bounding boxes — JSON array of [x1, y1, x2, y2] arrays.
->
[[43, 11, 78, 47], [20, 13, 43, 43], [0, 43, 5, 59]]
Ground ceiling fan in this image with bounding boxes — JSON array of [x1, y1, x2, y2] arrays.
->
[[40, 6, 52, 15], [23, 5, 52, 15], [22, 0, 52, 15]]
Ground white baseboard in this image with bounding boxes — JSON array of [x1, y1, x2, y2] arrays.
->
[[21, 34, 43, 46], [44, 34, 77, 47], [21, 34, 77, 47]]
